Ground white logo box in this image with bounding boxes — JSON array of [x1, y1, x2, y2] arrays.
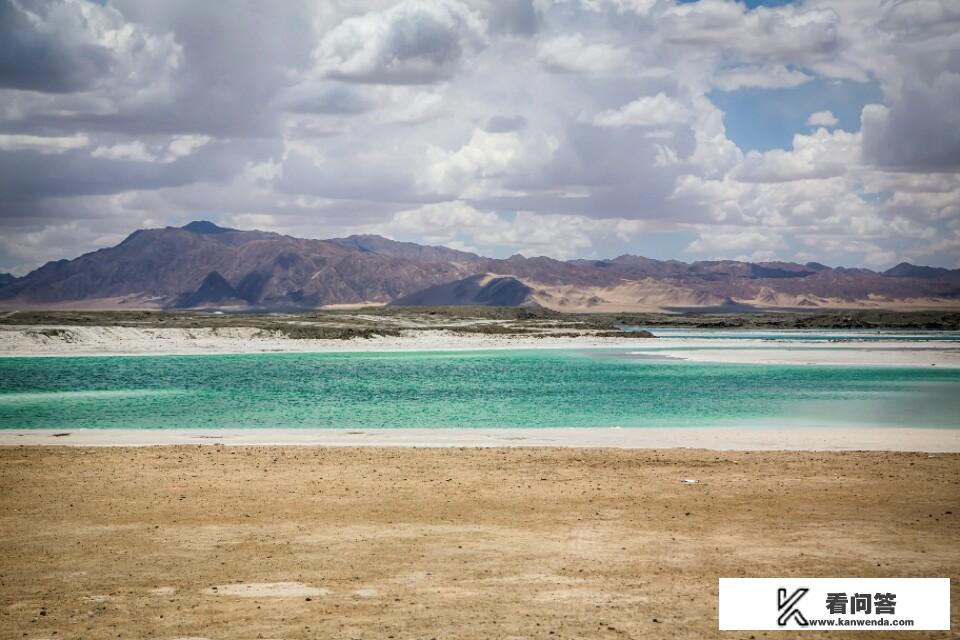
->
[[719, 578, 950, 631]]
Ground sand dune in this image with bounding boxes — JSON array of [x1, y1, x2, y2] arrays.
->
[[530, 278, 960, 313]]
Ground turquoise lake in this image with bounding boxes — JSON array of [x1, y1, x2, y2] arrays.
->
[[0, 349, 958, 430]]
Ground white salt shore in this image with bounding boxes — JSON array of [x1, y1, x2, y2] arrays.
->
[[2, 427, 958, 452], [1, 325, 959, 367]]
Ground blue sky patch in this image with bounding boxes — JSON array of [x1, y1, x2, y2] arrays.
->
[[709, 78, 884, 152]]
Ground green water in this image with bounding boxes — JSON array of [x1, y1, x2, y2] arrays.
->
[[626, 327, 960, 341], [0, 349, 958, 430]]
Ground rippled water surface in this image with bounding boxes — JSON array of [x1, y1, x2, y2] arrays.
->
[[1, 348, 958, 429]]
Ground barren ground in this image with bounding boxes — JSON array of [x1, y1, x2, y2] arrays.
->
[[0, 447, 957, 639]]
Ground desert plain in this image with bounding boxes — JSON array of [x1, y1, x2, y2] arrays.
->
[[0, 446, 957, 639]]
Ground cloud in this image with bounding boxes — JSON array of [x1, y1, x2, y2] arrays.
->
[[0, 0, 314, 139], [877, 0, 960, 40], [0, 133, 89, 153], [312, 0, 485, 84], [88, 135, 211, 163], [277, 146, 419, 202], [488, 0, 540, 37], [0, 0, 182, 96], [275, 82, 376, 114], [536, 33, 630, 74], [805, 110, 839, 127], [0, 137, 272, 203], [860, 72, 960, 172], [730, 128, 859, 183], [1, 0, 959, 273], [375, 88, 447, 124], [423, 128, 526, 196], [712, 65, 814, 91], [484, 115, 527, 133], [0, 0, 113, 93], [686, 228, 788, 257], [0, 219, 128, 276], [164, 135, 212, 161], [590, 93, 691, 128], [375, 201, 646, 259], [91, 141, 155, 163], [861, 247, 899, 268], [662, 0, 841, 65]]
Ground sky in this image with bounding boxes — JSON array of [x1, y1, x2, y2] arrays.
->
[[0, 0, 958, 275]]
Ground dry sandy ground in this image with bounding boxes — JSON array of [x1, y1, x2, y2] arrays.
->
[[0, 447, 957, 639]]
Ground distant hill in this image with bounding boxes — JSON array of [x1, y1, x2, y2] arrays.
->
[[180, 220, 237, 234], [173, 271, 247, 308], [884, 262, 952, 280], [1, 221, 958, 312], [328, 234, 484, 264], [0, 222, 474, 309], [391, 274, 534, 307]]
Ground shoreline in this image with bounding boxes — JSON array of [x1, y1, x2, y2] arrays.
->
[[2, 325, 959, 366], [3, 426, 958, 451]]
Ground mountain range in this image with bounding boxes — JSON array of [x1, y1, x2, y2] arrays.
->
[[1, 221, 958, 312]]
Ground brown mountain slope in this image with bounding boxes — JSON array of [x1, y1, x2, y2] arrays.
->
[[328, 234, 484, 265], [390, 274, 534, 307], [0, 223, 474, 308], [1, 221, 958, 311]]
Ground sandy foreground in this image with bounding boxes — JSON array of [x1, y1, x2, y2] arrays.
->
[[2, 325, 960, 367], [0, 446, 956, 639]]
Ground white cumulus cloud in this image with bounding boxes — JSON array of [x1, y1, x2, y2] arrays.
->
[[312, 0, 485, 84], [805, 110, 839, 127], [591, 93, 691, 128]]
